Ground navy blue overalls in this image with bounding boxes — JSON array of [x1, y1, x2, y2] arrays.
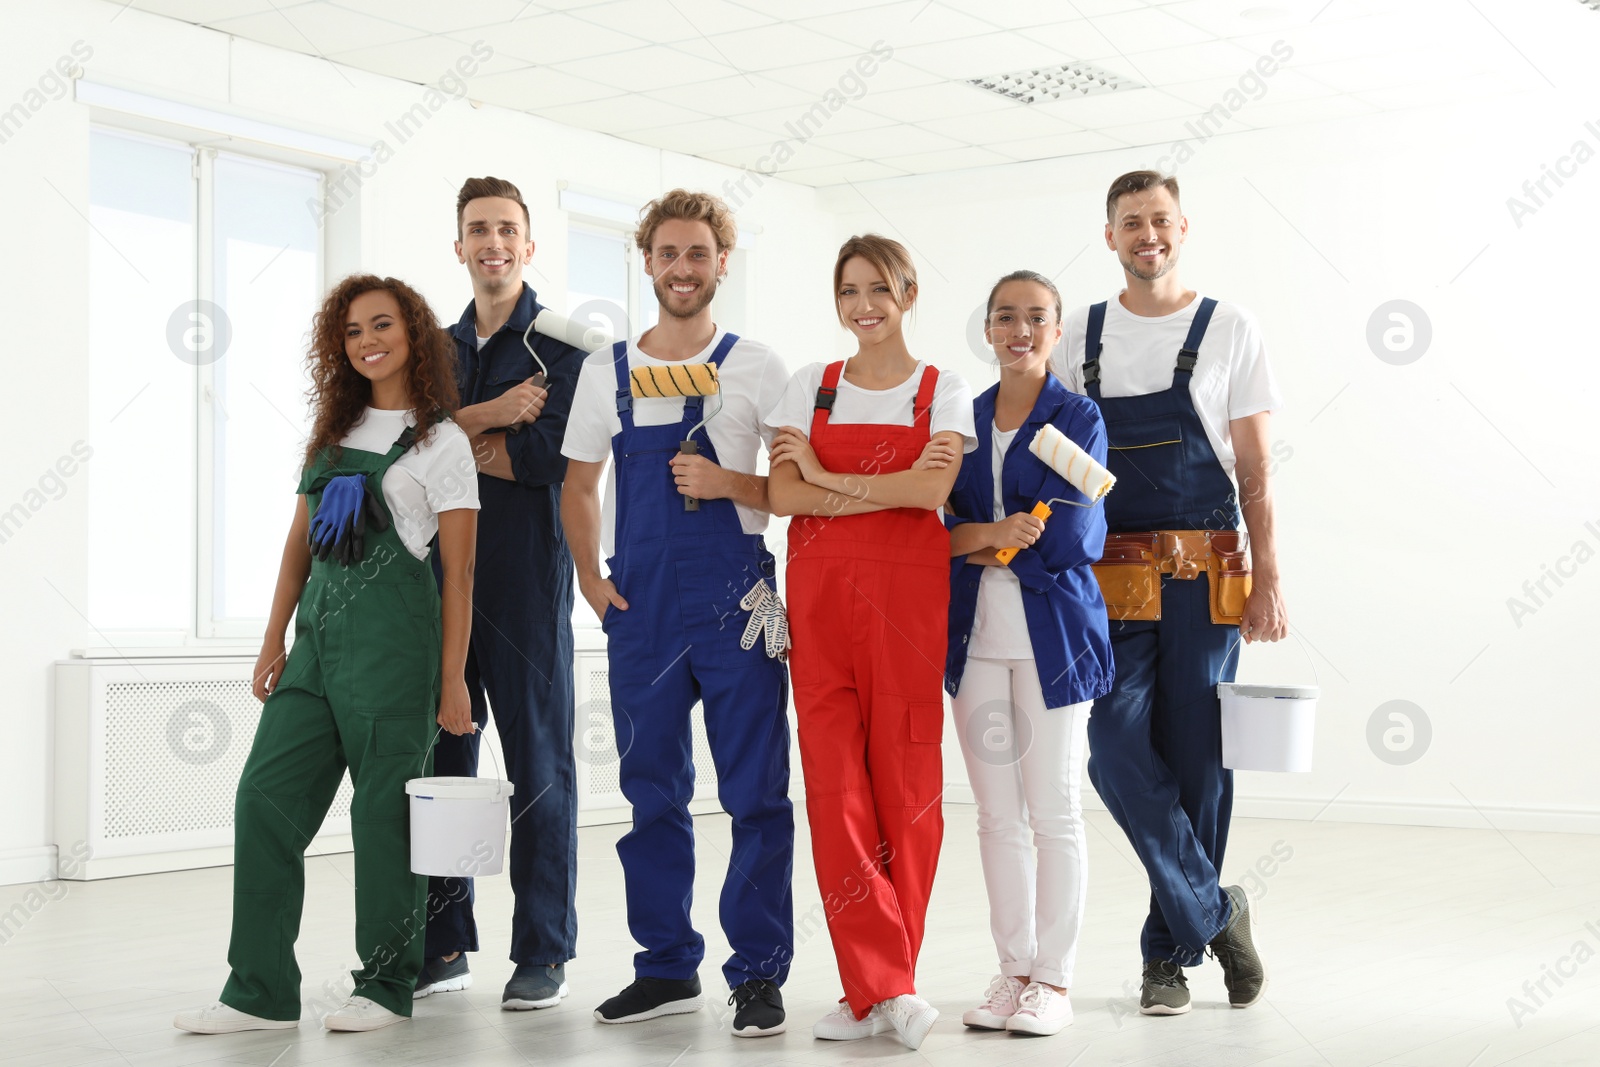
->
[[1080, 297, 1243, 967], [602, 335, 795, 990], [424, 284, 585, 968]]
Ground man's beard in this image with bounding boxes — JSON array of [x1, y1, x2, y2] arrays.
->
[[654, 273, 719, 319]]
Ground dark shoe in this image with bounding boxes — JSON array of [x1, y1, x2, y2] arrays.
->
[[1139, 959, 1191, 1015], [502, 963, 568, 1011], [1209, 885, 1267, 1007], [594, 975, 703, 1024], [414, 954, 472, 1000], [728, 979, 785, 1038]]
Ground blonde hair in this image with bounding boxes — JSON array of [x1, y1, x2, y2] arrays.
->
[[833, 234, 917, 327], [635, 188, 738, 254]]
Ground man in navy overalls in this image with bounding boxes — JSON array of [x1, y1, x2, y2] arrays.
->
[[415, 177, 586, 1010], [1055, 171, 1289, 1016], [560, 189, 793, 1038]]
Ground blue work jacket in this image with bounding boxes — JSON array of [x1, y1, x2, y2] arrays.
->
[[944, 374, 1115, 709]]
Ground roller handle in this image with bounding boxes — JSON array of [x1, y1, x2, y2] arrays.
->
[[994, 501, 1054, 565], [502, 371, 547, 436], [680, 439, 700, 511]]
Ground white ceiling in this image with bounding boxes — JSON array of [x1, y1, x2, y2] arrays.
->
[[123, 0, 1581, 186]]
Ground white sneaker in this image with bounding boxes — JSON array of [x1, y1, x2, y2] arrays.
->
[[877, 993, 939, 1051], [812, 1000, 890, 1040], [174, 1001, 298, 1034], [1006, 982, 1073, 1036], [962, 974, 1025, 1030], [323, 995, 406, 1032]]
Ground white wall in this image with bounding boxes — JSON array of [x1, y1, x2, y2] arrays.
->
[[0, 0, 840, 884], [819, 92, 1600, 833]]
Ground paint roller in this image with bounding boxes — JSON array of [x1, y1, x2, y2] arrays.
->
[[994, 423, 1116, 565], [499, 310, 617, 435], [629, 362, 722, 512]]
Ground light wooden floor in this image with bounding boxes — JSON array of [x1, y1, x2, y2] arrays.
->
[[4, 805, 1599, 1067]]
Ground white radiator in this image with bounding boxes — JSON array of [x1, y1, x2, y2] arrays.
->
[[53, 657, 354, 880], [573, 645, 724, 825]]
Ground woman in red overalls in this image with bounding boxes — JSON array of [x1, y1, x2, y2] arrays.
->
[[766, 234, 974, 1051]]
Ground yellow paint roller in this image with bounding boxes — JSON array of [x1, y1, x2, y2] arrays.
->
[[995, 423, 1116, 565], [629, 362, 723, 512]]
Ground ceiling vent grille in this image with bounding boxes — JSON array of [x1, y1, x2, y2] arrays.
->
[[969, 61, 1142, 103]]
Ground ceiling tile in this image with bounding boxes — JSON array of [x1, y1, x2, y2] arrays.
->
[[329, 0, 536, 35], [729, 101, 905, 138], [1084, 7, 1217, 53], [889, 30, 1081, 79], [1117, 38, 1279, 83], [875, 144, 1013, 174], [797, 1, 998, 51], [618, 115, 778, 154], [326, 34, 531, 83], [1232, 94, 1379, 129], [695, 139, 858, 174], [917, 105, 1082, 144], [1155, 0, 1341, 39], [984, 128, 1131, 162], [534, 92, 706, 134], [466, 63, 627, 109], [1027, 87, 1212, 129], [472, 11, 648, 65], [673, 23, 863, 70], [209, 3, 420, 58], [763, 53, 946, 96], [1111, 114, 1251, 150], [1016, 18, 1126, 64], [855, 80, 1016, 123], [648, 72, 820, 112], [932, 0, 1103, 30], [806, 122, 966, 159], [126, 0, 287, 22], [777, 159, 912, 187], [552, 45, 738, 92], [1162, 68, 1344, 109], [567, 0, 774, 43], [728, 0, 910, 17]]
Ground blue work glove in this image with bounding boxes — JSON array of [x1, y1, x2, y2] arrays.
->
[[308, 475, 389, 565]]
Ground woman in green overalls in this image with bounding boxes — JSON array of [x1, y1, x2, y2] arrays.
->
[[176, 275, 479, 1035]]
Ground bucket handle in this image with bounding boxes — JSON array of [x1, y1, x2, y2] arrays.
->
[[421, 724, 512, 796], [1225, 627, 1320, 687]]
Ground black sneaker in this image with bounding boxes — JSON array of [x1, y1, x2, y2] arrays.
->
[[1208, 885, 1267, 1008], [1139, 959, 1191, 1015], [593, 975, 703, 1024], [413, 954, 472, 1000], [728, 979, 785, 1038], [502, 963, 568, 1011]]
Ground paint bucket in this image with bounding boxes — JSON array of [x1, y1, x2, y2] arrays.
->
[[405, 735, 514, 877], [1219, 682, 1321, 772]]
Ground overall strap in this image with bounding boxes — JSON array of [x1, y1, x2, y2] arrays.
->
[[610, 341, 635, 431], [683, 331, 741, 425], [1174, 297, 1218, 383], [1082, 301, 1108, 400], [810, 360, 845, 439], [911, 364, 939, 430]]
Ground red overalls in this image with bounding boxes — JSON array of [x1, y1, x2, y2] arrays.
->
[[787, 360, 949, 1018]]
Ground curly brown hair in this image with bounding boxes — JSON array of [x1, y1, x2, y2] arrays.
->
[[302, 274, 459, 466]]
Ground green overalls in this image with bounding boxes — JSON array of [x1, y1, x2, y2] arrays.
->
[[220, 428, 440, 1020]]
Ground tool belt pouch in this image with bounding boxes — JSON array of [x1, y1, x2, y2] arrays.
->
[[1206, 530, 1252, 626], [1093, 533, 1162, 621]]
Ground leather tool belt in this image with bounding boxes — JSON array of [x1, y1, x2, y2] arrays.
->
[[1092, 530, 1252, 625]]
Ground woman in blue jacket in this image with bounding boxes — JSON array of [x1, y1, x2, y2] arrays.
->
[[943, 271, 1113, 1037]]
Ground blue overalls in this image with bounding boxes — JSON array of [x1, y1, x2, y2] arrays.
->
[[602, 336, 795, 990], [1080, 297, 1242, 967], [424, 284, 585, 968]]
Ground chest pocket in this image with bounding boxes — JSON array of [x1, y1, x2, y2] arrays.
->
[[1107, 414, 1183, 453]]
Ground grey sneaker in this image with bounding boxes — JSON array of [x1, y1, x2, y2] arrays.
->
[[1139, 959, 1191, 1015], [502, 963, 568, 1010], [1208, 885, 1266, 1007]]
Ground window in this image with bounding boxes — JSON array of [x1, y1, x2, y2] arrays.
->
[[88, 128, 322, 639]]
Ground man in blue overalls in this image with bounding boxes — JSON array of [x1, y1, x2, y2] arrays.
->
[[561, 189, 794, 1038], [414, 177, 587, 1010], [1054, 171, 1289, 1016]]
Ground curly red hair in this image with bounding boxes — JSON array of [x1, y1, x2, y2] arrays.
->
[[303, 274, 459, 466]]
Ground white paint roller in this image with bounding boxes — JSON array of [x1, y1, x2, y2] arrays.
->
[[500, 309, 617, 435], [994, 423, 1116, 565]]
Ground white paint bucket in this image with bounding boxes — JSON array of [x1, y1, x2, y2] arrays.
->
[[405, 736, 515, 877], [1219, 683, 1320, 773]]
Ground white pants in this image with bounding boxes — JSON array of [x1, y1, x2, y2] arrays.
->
[[952, 655, 1091, 989]]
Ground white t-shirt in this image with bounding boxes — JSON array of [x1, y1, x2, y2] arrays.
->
[[969, 422, 1030, 660], [560, 329, 790, 558], [762, 360, 979, 453], [1051, 294, 1280, 481], [337, 408, 480, 560]]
